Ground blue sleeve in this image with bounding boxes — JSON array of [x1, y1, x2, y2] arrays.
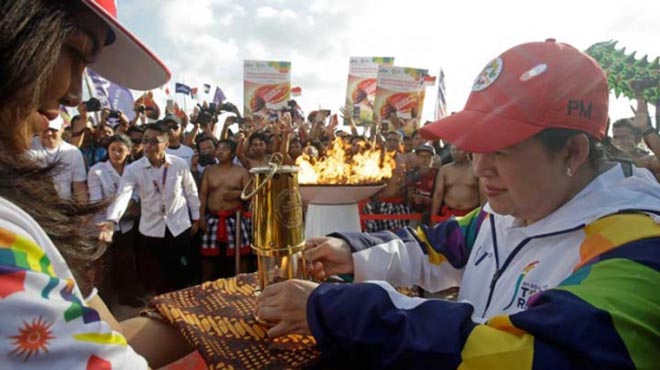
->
[[307, 282, 475, 369]]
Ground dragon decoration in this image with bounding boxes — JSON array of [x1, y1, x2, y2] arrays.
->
[[585, 40, 660, 105]]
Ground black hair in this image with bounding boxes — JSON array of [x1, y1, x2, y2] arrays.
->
[[248, 132, 269, 146], [0, 0, 109, 294], [218, 139, 237, 154], [533, 128, 609, 168], [144, 122, 169, 136], [105, 133, 133, 152], [195, 134, 218, 152], [126, 125, 144, 135], [162, 115, 180, 126]]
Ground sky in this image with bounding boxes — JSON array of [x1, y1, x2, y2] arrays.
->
[[117, 0, 660, 127]]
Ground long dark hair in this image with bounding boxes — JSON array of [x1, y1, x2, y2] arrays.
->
[[0, 0, 106, 293]]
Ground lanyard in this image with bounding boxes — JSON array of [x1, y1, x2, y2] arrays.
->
[[151, 165, 169, 194], [151, 164, 169, 214]]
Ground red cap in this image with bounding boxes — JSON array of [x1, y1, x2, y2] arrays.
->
[[420, 39, 609, 152], [80, 0, 170, 90]]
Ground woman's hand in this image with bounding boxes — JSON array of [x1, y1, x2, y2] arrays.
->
[[254, 279, 318, 337], [97, 221, 115, 243], [304, 237, 354, 280]]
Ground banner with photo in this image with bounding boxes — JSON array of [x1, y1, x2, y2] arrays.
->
[[373, 66, 428, 134], [243, 60, 291, 119], [344, 57, 394, 125]]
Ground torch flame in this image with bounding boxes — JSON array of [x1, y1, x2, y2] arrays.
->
[[296, 138, 395, 184]]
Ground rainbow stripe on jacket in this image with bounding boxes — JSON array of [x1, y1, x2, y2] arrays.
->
[[310, 211, 660, 369]]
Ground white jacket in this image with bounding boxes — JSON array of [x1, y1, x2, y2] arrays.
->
[[350, 163, 660, 322]]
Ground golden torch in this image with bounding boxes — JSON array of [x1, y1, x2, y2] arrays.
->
[[241, 154, 307, 291]]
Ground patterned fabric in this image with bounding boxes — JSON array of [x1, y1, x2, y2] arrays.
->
[[0, 226, 147, 369], [362, 199, 412, 232], [201, 211, 252, 257], [149, 273, 321, 370]]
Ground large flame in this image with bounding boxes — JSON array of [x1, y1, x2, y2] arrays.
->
[[296, 137, 395, 184]]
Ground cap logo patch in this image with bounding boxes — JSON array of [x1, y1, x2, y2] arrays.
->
[[520, 64, 547, 82], [472, 57, 503, 92]]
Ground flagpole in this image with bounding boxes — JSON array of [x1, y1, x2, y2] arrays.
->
[[182, 78, 188, 113], [83, 69, 101, 125]]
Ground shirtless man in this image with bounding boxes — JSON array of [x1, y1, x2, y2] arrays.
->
[[430, 145, 484, 219], [238, 132, 270, 170], [199, 139, 251, 280]]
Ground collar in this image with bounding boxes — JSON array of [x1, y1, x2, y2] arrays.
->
[[141, 154, 172, 169], [484, 163, 660, 237]]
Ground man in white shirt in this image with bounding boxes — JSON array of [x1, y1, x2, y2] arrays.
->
[[164, 115, 195, 168], [29, 116, 88, 202], [103, 122, 200, 292]]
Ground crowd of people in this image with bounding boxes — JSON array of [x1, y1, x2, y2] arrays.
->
[[1, 1, 659, 369], [36, 76, 660, 311]]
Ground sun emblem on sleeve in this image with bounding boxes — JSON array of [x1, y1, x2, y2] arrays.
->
[[9, 316, 55, 361]]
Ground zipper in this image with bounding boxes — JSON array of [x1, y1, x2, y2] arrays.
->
[[480, 216, 585, 318]]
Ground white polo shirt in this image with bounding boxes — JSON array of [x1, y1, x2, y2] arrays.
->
[[106, 154, 200, 238], [88, 160, 136, 233], [29, 138, 87, 200], [166, 144, 195, 168]]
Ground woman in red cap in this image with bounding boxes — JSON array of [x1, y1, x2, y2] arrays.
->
[[256, 40, 660, 369], [0, 1, 192, 368]]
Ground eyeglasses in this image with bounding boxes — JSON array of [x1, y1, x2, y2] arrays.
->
[[141, 137, 166, 145], [131, 139, 143, 144], [166, 125, 179, 131]]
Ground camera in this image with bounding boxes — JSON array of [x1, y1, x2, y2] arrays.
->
[[281, 99, 303, 120], [218, 102, 240, 115], [108, 110, 122, 119], [217, 101, 246, 124], [195, 110, 213, 125], [83, 97, 102, 112]]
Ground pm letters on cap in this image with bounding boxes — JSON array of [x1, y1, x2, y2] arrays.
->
[[567, 100, 592, 119]]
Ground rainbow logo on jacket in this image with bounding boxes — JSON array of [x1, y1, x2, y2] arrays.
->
[[502, 260, 541, 310]]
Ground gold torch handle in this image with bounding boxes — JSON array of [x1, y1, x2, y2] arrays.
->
[[240, 153, 284, 200]]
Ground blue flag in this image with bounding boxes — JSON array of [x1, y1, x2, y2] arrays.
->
[[213, 87, 226, 104], [87, 69, 135, 119], [175, 82, 192, 95]]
